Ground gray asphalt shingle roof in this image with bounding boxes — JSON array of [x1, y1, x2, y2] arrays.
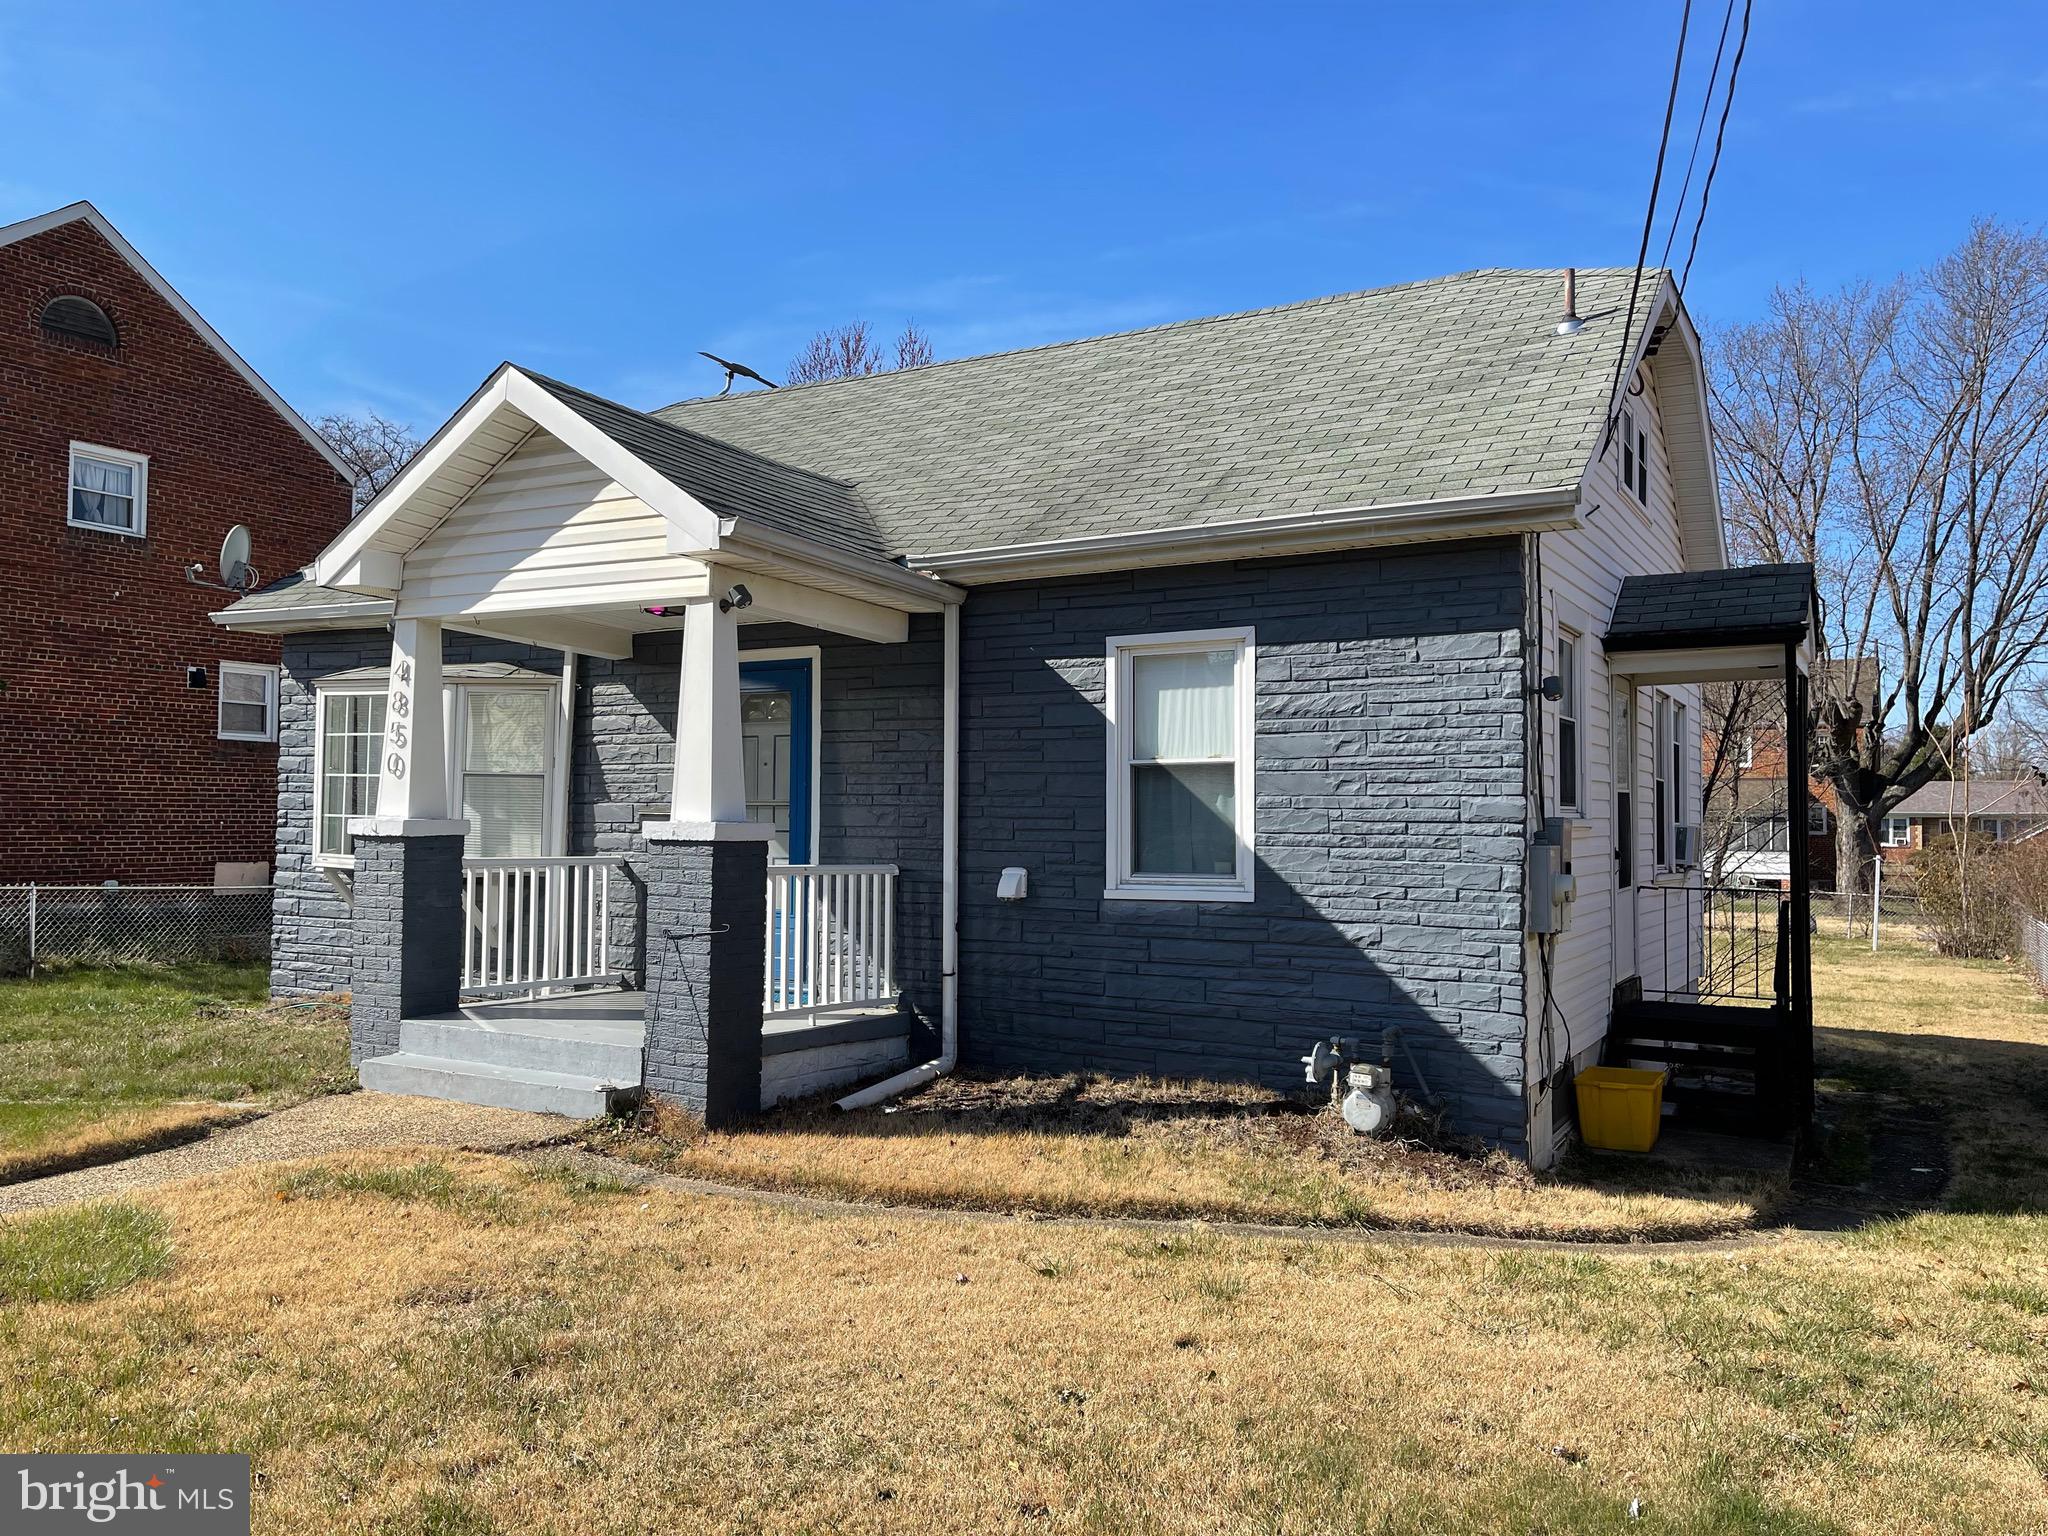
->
[[520, 371, 886, 561], [223, 569, 389, 615], [1893, 779, 2048, 819], [1604, 563, 1815, 651], [657, 267, 1656, 555], [224, 266, 1671, 628]]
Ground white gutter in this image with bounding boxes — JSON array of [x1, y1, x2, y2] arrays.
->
[[908, 486, 1579, 584], [837, 600, 959, 1109]]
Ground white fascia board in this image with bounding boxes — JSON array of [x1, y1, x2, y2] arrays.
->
[[315, 365, 731, 593], [1604, 643, 1788, 683], [720, 520, 964, 610], [315, 365, 521, 585], [0, 202, 354, 484], [907, 487, 1580, 584], [1655, 301, 1731, 571], [211, 599, 394, 630], [733, 570, 909, 644]]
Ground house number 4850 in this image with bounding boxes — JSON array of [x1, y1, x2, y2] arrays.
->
[[386, 658, 413, 781]]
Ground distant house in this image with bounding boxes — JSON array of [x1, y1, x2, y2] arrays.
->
[[1880, 779, 2048, 858], [218, 266, 1819, 1162], [0, 202, 355, 885]]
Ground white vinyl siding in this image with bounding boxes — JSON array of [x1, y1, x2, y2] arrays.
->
[[218, 661, 279, 742], [1104, 627, 1255, 902], [1532, 347, 1697, 1153], [401, 429, 704, 614], [67, 442, 147, 535]]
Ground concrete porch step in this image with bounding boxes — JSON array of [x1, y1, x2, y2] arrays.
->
[[398, 1016, 643, 1081], [360, 1052, 632, 1119]]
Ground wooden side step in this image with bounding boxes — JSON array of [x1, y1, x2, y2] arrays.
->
[[1604, 996, 1796, 1134]]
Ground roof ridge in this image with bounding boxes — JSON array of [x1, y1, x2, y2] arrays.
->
[[657, 266, 1653, 413], [516, 365, 863, 491]]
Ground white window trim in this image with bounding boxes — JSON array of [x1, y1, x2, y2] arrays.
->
[[312, 685, 385, 870], [1102, 625, 1256, 904], [312, 676, 561, 868], [1881, 816, 1912, 849], [66, 441, 148, 537], [1554, 621, 1585, 815], [217, 660, 279, 743]]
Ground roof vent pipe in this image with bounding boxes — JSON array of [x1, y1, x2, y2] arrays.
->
[[1555, 269, 1585, 336]]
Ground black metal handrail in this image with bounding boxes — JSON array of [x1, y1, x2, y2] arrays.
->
[[1635, 882, 1787, 1004]]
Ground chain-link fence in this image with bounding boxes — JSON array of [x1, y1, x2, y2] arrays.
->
[[2018, 914, 2048, 994], [1812, 885, 1930, 945], [0, 884, 273, 976]]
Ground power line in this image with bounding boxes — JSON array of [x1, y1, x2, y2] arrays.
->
[[1677, 0, 1755, 296], [1601, 0, 1695, 458], [1658, 0, 1738, 273]]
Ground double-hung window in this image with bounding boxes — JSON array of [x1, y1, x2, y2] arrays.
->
[[1617, 405, 1649, 505], [314, 679, 556, 867], [1881, 816, 1911, 848], [1105, 627, 1255, 902], [1555, 629, 1581, 813], [68, 442, 147, 535], [218, 661, 279, 742], [315, 690, 388, 864]]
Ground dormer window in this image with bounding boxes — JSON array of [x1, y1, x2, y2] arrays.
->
[[40, 295, 117, 347], [68, 442, 147, 536]]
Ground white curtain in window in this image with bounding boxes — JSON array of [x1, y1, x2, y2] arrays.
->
[[1128, 647, 1238, 878], [1133, 649, 1235, 760], [71, 456, 134, 526]]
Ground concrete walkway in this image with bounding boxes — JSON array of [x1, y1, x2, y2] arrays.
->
[[0, 1093, 573, 1215]]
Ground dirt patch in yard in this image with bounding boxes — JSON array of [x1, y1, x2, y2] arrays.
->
[[592, 1069, 1787, 1242]]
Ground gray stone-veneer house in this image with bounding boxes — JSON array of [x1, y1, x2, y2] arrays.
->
[[218, 267, 1816, 1165]]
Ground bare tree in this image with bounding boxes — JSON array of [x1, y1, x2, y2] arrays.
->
[[317, 411, 423, 513], [1711, 220, 2048, 891], [895, 322, 935, 371], [788, 321, 936, 385]]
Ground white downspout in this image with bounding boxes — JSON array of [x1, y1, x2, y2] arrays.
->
[[836, 601, 960, 1109]]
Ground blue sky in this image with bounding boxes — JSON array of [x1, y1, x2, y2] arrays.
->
[[1, 1, 2041, 432]]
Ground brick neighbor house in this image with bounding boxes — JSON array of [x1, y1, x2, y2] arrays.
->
[[0, 202, 355, 884]]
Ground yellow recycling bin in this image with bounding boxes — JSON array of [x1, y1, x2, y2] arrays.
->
[[1574, 1066, 1667, 1153]]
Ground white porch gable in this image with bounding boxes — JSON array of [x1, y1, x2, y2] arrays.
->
[[311, 363, 957, 659]]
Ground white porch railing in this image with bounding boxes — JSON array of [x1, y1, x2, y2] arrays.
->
[[764, 864, 898, 1018], [461, 856, 627, 998]]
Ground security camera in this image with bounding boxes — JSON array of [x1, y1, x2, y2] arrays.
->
[[719, 583, 754, 614]]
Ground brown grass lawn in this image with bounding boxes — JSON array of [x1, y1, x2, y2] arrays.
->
[[599, 1071, 1783, 1242], [0, 940, 2043, 1533]]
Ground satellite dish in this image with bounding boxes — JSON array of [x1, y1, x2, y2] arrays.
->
[[219, 525, 253, 590]]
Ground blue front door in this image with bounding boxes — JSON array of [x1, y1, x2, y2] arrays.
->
[[739, 657, 813, 864]]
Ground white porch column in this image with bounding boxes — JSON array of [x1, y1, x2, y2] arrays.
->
[[661, 596, 752, 830], [369, 617, 459, 830]]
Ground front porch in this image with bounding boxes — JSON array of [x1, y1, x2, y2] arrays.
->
[[308, 365, 961, 1125]]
